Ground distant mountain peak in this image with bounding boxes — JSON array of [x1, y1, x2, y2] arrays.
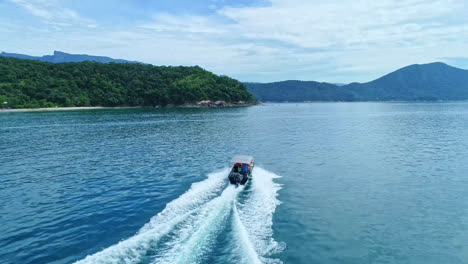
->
[[246, 62, 468, 102], [412, 62, 448, 66], [395, 62, 462, 73], [0, 51, 142, 64]]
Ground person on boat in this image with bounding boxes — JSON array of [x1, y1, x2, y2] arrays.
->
[[242, 163, 248, 175], [233, 163, 241, 174]]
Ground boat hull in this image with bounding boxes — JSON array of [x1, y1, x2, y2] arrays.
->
[[228, 166, 253, 185], [228, 155, 254, 186], [228, 172, 249, 185]]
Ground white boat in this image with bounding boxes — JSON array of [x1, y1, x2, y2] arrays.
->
[[228, 155, 254, 185]]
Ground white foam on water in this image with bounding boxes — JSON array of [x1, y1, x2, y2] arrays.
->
[[75, 167, 284, 264], [236, 167, 285, 263], [154, 185, 243, 264], [232, 203, 262, 264], [140, 169, 229, 233], [75, 169, 228, 264]]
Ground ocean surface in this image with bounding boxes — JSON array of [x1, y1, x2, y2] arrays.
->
[[2, 102, 468, 264]]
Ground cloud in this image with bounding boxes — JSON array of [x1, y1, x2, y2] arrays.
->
[[127, 0, 468, 81], [9, 0, 96, 28], [3, 0, 468, 82]]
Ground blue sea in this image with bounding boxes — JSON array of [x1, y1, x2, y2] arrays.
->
[[2, 102, 468, 264]]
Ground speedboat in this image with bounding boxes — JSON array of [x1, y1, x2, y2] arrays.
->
[[228, 155, 254, 185]]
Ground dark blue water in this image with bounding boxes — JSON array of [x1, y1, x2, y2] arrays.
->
[[2, 103, 468, 264]]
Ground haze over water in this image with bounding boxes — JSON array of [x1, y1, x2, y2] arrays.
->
[[2, 102, 468, 264]]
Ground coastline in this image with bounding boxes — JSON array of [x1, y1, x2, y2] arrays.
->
[[0, 106, 141, 113], [1, 102, 258, 113]]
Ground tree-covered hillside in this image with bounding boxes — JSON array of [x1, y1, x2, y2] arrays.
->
[[0, 57, 255, 108], [246, 62, 468, 102]]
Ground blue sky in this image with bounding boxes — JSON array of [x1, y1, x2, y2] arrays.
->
[[1, 0, 468, 83]]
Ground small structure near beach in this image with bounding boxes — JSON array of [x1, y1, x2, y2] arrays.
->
[[197, 100, 227, 107]]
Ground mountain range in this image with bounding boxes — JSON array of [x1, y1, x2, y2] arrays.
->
[[3, 51, 468, 102], [0, 51, 141, 64], [246, 62, 468, 102]]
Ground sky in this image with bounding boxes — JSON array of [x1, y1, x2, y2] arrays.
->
[[1, 0, 468, 83]]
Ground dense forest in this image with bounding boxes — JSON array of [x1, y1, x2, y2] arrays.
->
[[246, 62, 468, 102], [0, 57, 255, 108]]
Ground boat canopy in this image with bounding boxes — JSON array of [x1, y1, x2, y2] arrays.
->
[[231, 155, 254, 164]]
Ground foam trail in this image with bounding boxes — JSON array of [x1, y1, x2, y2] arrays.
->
[[232, 204, 262, 264], [75, 167, 284, 264], [75, 169, 228, 264], [140, 169, 228, 233], [154, 185, 243, 264], [237, 167, 285, 263]]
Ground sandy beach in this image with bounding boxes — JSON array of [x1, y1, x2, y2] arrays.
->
[[0, 102, 258, 113], [0, 106, 142, 113]]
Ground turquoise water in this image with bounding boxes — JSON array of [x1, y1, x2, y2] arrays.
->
[[2, 103, 468, 264]]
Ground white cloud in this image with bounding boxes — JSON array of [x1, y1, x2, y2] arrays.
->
[[219, 0, 464, 49], [125, 0, 468, 82], [3, 0, 468, 82], [9, 0, 96, 28]]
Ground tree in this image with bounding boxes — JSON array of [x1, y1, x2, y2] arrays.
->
[[0, 56, 256, 108]]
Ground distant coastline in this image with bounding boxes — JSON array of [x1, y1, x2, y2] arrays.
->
[[1, 106, 138, 113], [1, 101, 257, 113]]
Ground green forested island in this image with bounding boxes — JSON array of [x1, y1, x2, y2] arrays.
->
[[0, 56, 255, 108]]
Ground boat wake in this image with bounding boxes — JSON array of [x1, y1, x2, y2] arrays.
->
[[75, 167, 283, 264]]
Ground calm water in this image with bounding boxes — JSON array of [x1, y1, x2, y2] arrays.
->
[[2, 103, 468, 264]]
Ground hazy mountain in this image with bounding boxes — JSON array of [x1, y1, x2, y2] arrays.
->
[[246, 80, 354, 102], [346, 62, 468, 101], [0, 51, 141, 64], [246, 62, 468, 102]]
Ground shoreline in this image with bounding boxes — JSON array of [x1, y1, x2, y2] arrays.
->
[[0, 106, 141, 113], [1, 103, 258, 113]]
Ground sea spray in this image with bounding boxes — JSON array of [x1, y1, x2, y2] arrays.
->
[[236, 167, 285, 263], [154, 185, 243, 264], [75, 169, 228, 264], [232, 203, 262, 264], [140, 169, 229, 233], [75, 167, 283, 264]]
